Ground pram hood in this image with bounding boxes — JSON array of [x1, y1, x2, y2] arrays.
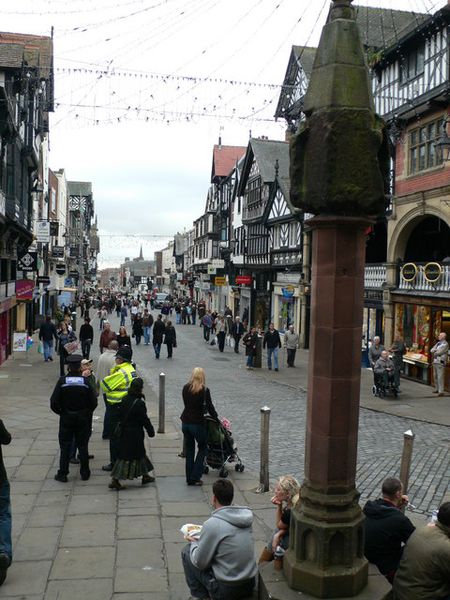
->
[[212, 506, 253, 528]]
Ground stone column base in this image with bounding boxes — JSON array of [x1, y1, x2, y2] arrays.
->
[[258, 563, 393, 600]]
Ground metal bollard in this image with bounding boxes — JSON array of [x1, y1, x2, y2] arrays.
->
[[259, 406, 271, 492], [399, 429, 414, 509], [158, 372, 166, 434]]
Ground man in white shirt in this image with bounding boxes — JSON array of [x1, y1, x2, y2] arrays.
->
[[430, 332, 449, 396]]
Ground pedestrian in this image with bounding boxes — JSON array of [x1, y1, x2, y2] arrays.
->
[[393, 501, 450, 600], [202, 312, 213, 342], [109, 378, 156, 491], [180, 367, 218, 486], [152, 314, 165, 359], [0, 418, 12, 586], [115, 299, 121, 318], [243, 327, 258, 369], [38, 315, 58, 362], [142, 309, 154, 345], [181, 479, 257, 600], [191, 303, 197, 325], [69, 358, 98, 464], [284, 325, 299, 367], [99, 321, 117, 354], [231, 316, 245, 354], [258, 475, 300, 564], [100, 346, 137, 471], [120, 304, 128, 327], [430, 332, 449, 397], [99, 306, 107, 330], [96, 340, 119, 440], [79, 316, 94, 360], [132, 313, 143, 345], [215, 315, 226, 352], [164, 320, 177, 358], [263, 323, 282, 371], [388, 336, 406, 388], [116, 325, 132, 350], [57, 322, 77, 377], [175, 303, 182, 324], [50, 354, 98, 482], [363, 477, 415, 583]]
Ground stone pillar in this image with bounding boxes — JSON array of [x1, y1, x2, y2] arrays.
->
[[284, 216, 370, 597]]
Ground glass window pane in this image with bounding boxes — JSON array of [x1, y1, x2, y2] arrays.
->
[[419, 145, 426, 170], [410, 147, 417, 172], [420, 127, 427, 143], [417, 45, 425, 74], [428, 123, 435, 140], [410, 130, 417, 146], [427, 142, 435, 167]]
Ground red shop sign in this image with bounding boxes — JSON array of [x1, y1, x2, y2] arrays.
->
[[235, 275, 253, 286], [15, 279, 34, 301]]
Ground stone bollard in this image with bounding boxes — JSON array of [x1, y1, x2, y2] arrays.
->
[[158, 372, 165, 434], [259, 406, 271, 492], [399, 429, 414, 509]]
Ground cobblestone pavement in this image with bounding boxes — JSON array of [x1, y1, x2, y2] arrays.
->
[[124, 309, 450, 517]]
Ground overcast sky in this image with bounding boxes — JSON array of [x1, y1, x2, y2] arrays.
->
[[2, 0, 442, 267]]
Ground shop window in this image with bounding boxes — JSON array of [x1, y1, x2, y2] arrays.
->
[[409, 118, 444, 174], [395, 304, 431, 355]]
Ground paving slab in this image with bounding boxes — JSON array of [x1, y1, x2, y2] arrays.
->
[[44, 577, 113, 600], [28, 505, 67, 527], [60, 514, 116, 547], [2, 560, 52, 595], [117, 539, 165, 569], [67, 493, 117, 515], [114, 567, 168, 593], [14, 526, 61, 561], [117, 515, 161, 539], [50, 546, 116, 580]]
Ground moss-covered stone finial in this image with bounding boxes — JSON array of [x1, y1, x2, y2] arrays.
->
[[290, 0, 389, 217]]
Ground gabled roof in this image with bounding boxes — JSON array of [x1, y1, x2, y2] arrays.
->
[[355, 6, 428, 50], [238, 138, 290, 195], [0, 32, 53, 72], [211, 144, 246, 181]]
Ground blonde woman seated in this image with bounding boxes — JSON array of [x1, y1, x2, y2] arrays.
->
[[259, 474, 300, 563]]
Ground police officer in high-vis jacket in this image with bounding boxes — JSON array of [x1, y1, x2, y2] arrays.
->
[[100, 345, 137, 471], [50, 354, 98, 482]]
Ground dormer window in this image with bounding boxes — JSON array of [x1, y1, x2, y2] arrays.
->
[[399, 43, 425, 84]]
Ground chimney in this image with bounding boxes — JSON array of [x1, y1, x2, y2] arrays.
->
[[218, 136, 222, 148]]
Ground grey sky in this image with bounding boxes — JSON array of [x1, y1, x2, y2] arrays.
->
[[3, 0, 441, 266]]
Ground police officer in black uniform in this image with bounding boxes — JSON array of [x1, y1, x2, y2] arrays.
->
[[50, 354, 98, 482]]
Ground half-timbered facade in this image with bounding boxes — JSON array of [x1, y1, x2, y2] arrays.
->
[[237, 138, 290, 328], [370, 4, 450, 391]]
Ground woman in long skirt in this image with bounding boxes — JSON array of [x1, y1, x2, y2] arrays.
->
[[109, 378, 155, 490]]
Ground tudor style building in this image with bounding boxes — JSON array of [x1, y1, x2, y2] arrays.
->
[[371, 4, 450, 390]]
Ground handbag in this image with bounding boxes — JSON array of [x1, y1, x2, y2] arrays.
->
[[113, 398, 138, 439], [38, 341, 44, 354], [64, 340, 79, 354]]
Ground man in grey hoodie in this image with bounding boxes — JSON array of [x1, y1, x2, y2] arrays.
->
[[181, 479, 257, 600]]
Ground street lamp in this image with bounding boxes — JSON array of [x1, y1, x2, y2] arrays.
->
[[434, 118, 450, 161]]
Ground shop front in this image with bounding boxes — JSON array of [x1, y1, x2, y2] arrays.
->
[[362, 289, 384, 367], [393, 295, 450, 390], [0, 296, 17, 366], [272, 275, 301, 334]]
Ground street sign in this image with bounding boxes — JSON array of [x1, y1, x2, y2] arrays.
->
[[52, 246, 65, 258], [215, 276, 226, 286], [37, 276, 51, 286], [235, 275, 252, 285], [36, 221, 50, 243], [211, 259, 225, 268], [207, 265, 216, 275], [55, 264, 66, 276], [18, 251, 38, 272], [69, 270, 79, 278], [64, 278, 73, 287]]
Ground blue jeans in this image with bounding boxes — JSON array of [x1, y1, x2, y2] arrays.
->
[[143, 326, 151, 345], [182, 423, 207, 483], [43, 340, 54, 361], [153, 342, 161, 358], [246, 354, 254, 368], [0, 480, 12, 563], [267, 347, 279, 370]]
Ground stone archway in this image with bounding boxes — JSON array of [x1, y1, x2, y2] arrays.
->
[[388, 207, 450, 263]]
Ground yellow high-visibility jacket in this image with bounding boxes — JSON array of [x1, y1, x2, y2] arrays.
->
[[100, 362, 137, 404]]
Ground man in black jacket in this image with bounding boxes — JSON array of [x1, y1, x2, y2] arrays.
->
[[152, 315, 166, 359], [79, 316, 94, 360], [363, 477, 415, 583], [230, 317, 245, 354], [50, 354, 98, 482], [263, 323, 282, 371], [0, 419, 12, 586], [39, 316, 58, 362]]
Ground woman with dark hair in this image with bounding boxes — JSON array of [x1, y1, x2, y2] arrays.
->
[[180, 367, 218, 486], [109, 378, 156, 491], [116, 326, 132, 349], [57, 322, 77, 376], [164, 320, 177, 358]]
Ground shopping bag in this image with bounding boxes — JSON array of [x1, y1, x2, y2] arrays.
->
[[64, 341, 79, 354], [38, 341, 44, 354]]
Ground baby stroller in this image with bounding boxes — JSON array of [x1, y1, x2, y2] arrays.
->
[[372, 370, 399, 398], [204, 416, 244, 478]]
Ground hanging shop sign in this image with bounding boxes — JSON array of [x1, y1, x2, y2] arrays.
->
[[211, 259, 225, 269], [15, 279, 34, 300], [18, 250, 38, 272], [36, 220, 50, 243], [423, 262, 443, 283], [214, 276, 226, 286], [281, 285, 295, 298], [69, 270, 79, 278], [207, 265, 216, 275], [55, 264, 66, 276], [400, 262, 418, 283], [52, 246, 65, 258], [235, 275, 253, 286], [36, 276, 51, 286]]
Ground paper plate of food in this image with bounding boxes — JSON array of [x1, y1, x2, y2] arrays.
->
[[180, 523, 202, 539]]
